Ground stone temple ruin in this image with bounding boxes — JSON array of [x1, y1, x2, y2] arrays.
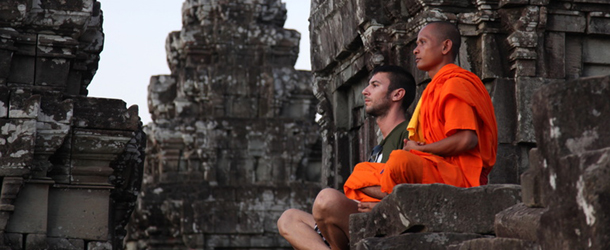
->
[[0, 0, 609, 249], [0, 0, 144, 250], [125, 0, 320, 249]]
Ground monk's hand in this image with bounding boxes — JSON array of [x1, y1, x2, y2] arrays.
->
[[358, 202, 379, 213], [403, 139, 422, 151]]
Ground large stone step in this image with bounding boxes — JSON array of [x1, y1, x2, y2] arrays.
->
[[354, 232, 485, 250], [494, 203, 546, 242], [350, 184, 521, 247], [448, 237, 540, 250]]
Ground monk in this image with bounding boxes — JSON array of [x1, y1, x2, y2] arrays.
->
[[277, 65, 417, 250], [311, 21, 498, 250]]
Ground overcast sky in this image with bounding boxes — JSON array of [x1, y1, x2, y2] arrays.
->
[[89, 1, 311, 125]]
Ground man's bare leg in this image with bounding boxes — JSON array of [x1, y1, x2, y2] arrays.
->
[[312, 188, 359, 250], [277, 209, 330, 250]]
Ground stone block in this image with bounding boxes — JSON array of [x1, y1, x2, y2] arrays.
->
[[521, 148, 544, 207], [47, 186, 111, 240], [531, 75, 610, 168], [543, 32, 565, 79], [9, 88, 40, 119], [72, 96, 140, 131], [583, 37, 610, 64], [507, 31, 538, 48], [25, 234, 47, 250], [0, 29, 18, 84], [0, 86, 8, 118], [488, 144, 520, 184], [87, 241, 112, 250], [46, 237, 85, 250], [565, 35, 583, 79], [4, 233, 23, 250], [0, 1, 28, 24], [0, 118, 35, 172], [39, 0, 93, 12], [537, 148, 610, 250], [309, 0, 362, 72], [588, 13, 610, 35], [27, 7, 92, 37], [35, 57, 71, 88], [480, 34, 505, 81], [33, 96, 73, 177], [515, 77, 544, 143], [494, 203, 546, 242], [498, 0, 529, 7], [7, 33, 36, 85], [6, 180, 53, 234], [490, 78, 516, 143], [583, 64, 610, 78], [353, 232, 484, 250], [511, 59, 536, 77], [70, 128, 133, 185], [450, 237, 540, 250], [547, 11, 586, 33], [350, 184, 521, 243]]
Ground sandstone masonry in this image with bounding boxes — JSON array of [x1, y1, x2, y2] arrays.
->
[[0, 1, 145, 250]]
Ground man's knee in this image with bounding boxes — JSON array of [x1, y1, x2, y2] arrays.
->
[[277, 208, 300, 235], [313, 188, 343, 216]]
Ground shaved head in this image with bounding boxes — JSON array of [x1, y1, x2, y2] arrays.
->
[[426, 21, 461, 60]]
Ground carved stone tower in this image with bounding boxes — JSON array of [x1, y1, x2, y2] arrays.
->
[[127, 0, 321, 249]]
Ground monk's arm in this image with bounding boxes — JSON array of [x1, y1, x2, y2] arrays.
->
[[404, 129, 478, 156], [359, 186, 388, 199]]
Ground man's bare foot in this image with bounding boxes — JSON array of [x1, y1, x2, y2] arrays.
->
[[357, 202, 379, 213]]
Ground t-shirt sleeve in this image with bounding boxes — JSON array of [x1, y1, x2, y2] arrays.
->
[[442, 96, 477, 137]]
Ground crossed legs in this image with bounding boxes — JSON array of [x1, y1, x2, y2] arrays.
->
[[277, 188, 359, 250]]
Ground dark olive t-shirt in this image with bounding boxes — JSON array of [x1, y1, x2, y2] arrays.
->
[[370, 121, 409, 163]]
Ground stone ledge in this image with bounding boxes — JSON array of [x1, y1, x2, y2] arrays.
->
[[449, 237, 540, 250], [354, 232, 485, 250], [494, 203, 546, 242], [350, 184, 521, 244]]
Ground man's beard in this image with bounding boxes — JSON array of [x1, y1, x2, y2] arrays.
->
[[365, 95, 391, 117]]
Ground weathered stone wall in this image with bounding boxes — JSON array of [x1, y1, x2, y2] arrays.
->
[[311, 0, 610, 188], [126, 0, 321, 249], [0, 1, 145, 250]]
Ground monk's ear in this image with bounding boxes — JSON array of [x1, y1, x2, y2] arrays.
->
[[441, 39, 452, 55], [391, 88, 405, 102]]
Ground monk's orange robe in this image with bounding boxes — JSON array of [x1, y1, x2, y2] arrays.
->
[[344, 64, 498, 201]]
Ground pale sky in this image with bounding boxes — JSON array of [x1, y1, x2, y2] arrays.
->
[[90, 1, 311, 125]]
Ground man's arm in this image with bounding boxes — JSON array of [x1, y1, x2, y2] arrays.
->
[[403, 129, 477, 156]]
